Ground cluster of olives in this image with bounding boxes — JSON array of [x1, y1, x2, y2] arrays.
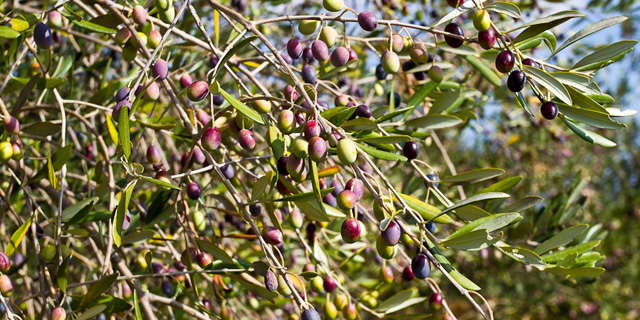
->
[[0, 116, 23, 163]]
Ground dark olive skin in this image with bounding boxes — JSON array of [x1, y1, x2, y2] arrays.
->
[[541, 101, 559, 120], [507, 70, 527, 92], [495, 50, 516, 73], [403, 141, 419, 160], [340, 218, 361, 243], [444, 23, 464, 48]]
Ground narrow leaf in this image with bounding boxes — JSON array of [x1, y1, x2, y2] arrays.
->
[[213, 36, 257, 80], [534, 224, 588, 255], [118, 106, 131, 160], [562, 117, 616, 147], [5, 215, 33, 256], [524, 66, 572, 105], [465, 56, 502, 86], [195, 238, 234, 264], [554, 16, 628, 55], [440, 168, 505, 185], [219, 88, 265, 125]]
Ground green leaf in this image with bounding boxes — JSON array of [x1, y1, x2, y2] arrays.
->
[[300, 271, 319, 280], [572, 40, 637, 71], [52, 56, 75, 79], [11, 73, 41, 116], [405, 114, 463, 130], [0, 26, 20, 38], [139, 176, 180, 190], [376, 289, 417, 312], [444, 192, 511, 217], [557, 104, 625, 129], [113, 181, 137, 247], [566, 86, 608, 113], [133, 288, 143, 320], [499, 196, 544, 213], [562, 117, 616, 147], [62, 197, 99, 223], [455, 205, 491, 220], [137, 121, 176, 130], [213, 35, 257, 79], [432, 0, 488, 27], [356, 135, 412, 144], [48, 156, 60, 190], [485, 2, 521, 19], [118, 106, 131, 160], [275, 188, 334, 202], [554, 16, 628, 55], [21, 121, 61, 137], [296, 201, 331, 222], [552, 72, 601, 95], [544, 266, 605, 278], [406, 81, 438, 108], [396, 193, 452, 224], [219, 88, 265, 125], [121, 230, 156, 245], [76, 305, 107, 320], [56, 254, 71, 293], [80, 273, 119, 307], [523, 66, 572, 105], [251, 173, 272, 202], [513, 21, 562, 51], [499, 246, 545, 267], [515, 91, 535, 117], [542, 240, 600, 263], [309, 160, 326, 215], [340, 118, 378, 131], [354, 142, 407, 162], [429, 90, 466, 115], [195, 238, 234, 264], [375, 107, 414, 124], [313, 240, 329, 266], [440, 168, 505, 185], [465, 56, 501, 86], [230, 275, 278, 300], [322, 106, 357, 126], [447, 213, 521, 240], [72, 19, 117, 34], [438, 42, 477, 55], [510, 10, 585, 31], [29, 145, 73, 184], [449, 269, 481, 291], [534, 224, 588, 255], [443, 229, 502, 251], [478, 177, 522, 193], [5, 215, 33, 256], [13, 77, 64, 89]]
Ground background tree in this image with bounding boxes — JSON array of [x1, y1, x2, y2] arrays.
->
[[0, 0, 637, 319]]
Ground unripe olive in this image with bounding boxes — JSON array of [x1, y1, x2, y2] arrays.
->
[[277, 109, 296, 134], [159, 6, 176, 24], [381, 51, 400, 74], [122, 43, 137, 62], [0, 274, 12, 297], [115, 28, 131, 45], [310, 276, 323, 292], [473, 10, 491, 32], [334, 94, 350, 107], [336, 139, 357, 165], [40, 244, 57, 262], [155, 0, 173, 11], [428, 66, 444, 83], [323, 0, 344, 12], [291, 137, 309, 158], [221, 306, 232, 320], [319, 27, 338, 47], [48, 11, 63, 27], [409, 44, 429, 64], [132, 5, 147, 25], [148, 29, 162, 49], [289, 208, 304, 228], [193, 210, 206, 232], [380, 266, 394, 283], [334, 292, 348, 310], [251, 97, 271, 114], [391, 34, 404, 53], [323, 301, 338, 319], [51, 307, 66, 320], [376, 235, 398, 259], [278, 274, 292, 296], [299, 20, 320, 35], [196, 252, 213, 268], [343, 304, 358, 320]]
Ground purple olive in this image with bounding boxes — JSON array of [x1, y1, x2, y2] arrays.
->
[[34, 23, 53, 49], [381, 220, 401, 246], [187, 80, 209, 101], [113, 100, 132, 120], [277, 155, 289, 175], [358, 11, 378, 31], [209, 54, 219, 68], [201, 128, 221, 151], [152, 59, 169, 80], [238, 129, 256, 150], [179, 74, 193, 89], [192, 147, 206, 164], [312, 40, 330, 62], [0, 252, 10, 273], [146, 145, 163, 163], [287, 39, 303, 59], [331, 47, 349, 67], [186, 181, 201, 200], [308, 137, 328, 162], [262, 226, 283, 245], [302, 47, 315, 63], [3, 116, 20, 135], [212, 94, 225, 106], [340, 218, 360, 243], [301, 65, 317, 84], [115, 87, 130, 102], [345, 178, 364, 201]]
